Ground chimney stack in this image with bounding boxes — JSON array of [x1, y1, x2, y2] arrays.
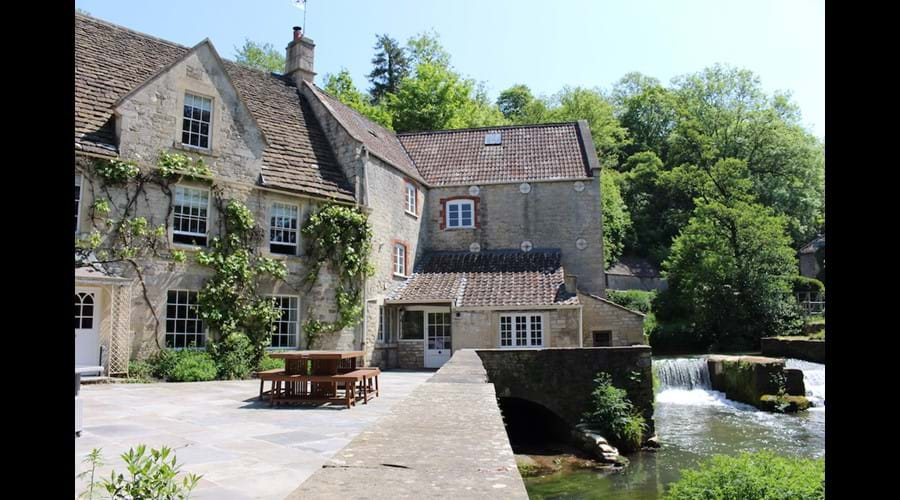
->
[[285, 26, 316, 84]]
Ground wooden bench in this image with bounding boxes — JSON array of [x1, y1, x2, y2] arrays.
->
[[334, 368, 381, 406], [258, 368, 286, 400]]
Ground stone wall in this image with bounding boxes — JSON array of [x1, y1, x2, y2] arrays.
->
[[579, 292, 645, 346], [398, 340, 424, 369], [606, 275, 668, 292], [476, 347, 655, 435], [425, 179, 606, 296], [761, 337, 825, 364], [707, 355, 808, 411]]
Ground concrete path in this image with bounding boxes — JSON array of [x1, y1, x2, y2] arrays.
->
[[75, 371, 434, 499]]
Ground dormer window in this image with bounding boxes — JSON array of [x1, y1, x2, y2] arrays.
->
[[182, 93, 212, 149]]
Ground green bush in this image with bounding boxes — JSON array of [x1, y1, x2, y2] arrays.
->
[[793, 276, 825, 294], [607, 290, 656, 314], [147, 349, 177, 380], [80, 445, 202, 500], [664, 451, 824, 500], [581, 372, 647, 453], [258, 354, 285, 372], [165, 349, 217, 382], [208, 333, 254, 380], [126, 360, 155, 382]]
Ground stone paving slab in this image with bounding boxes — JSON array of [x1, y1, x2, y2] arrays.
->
[[286, 350, 528, 499], [75, 371, 433, 500]]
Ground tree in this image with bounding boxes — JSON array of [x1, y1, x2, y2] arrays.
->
[[322, 69, 393, 129], [613, 73, 678, 161], [406, 30, 451, 68], [367, 34, 410, 103], [600, 170, 632, 269], [234, 39, 285, 74], [386, 62, 474, 132], [497, 84, 535, 120], [659, 159, 802, 350]]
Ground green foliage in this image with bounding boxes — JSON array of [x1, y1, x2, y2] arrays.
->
[[234, 39, 285, 74], [664, 451, 825, 500], [127, 361, 156, 383], [600, 170, 633, 268], [99, 445, 202, 500], [581, 372, 647, 453], [258, 354, 285, 372], [367, 34, 409, 103], [165, 349, 217, 382], [323, 69, 394, 129], [77, 448, 104, 499], [386, 61, 477, 132], [301, 204, 375, 343], [91, 199, 111, 217], [497, 84, 535, 120], [793, 276, 825, 294], [606, 290, 656, 314], [207, 332, 254, 380], [157, 151, 212, 180], [93, 159, 139, 186]]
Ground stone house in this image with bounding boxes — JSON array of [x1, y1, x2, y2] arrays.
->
[[605, 256, 668, 292], [74, 14, 644, 374]]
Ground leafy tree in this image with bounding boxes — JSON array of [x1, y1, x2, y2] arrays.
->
[[234, 39, 285, 74], [386, 62, 473, 132], [497, 84, 535, 120], [600, 170, 632, 268], [323, 69, 394, 129], [660, 159, 802, 350], [406, 30, 451, 68], [367, 34, 409, 103], [613, 72, 678, 161]]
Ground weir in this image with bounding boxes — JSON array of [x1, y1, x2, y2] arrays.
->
[[654, 357, 711, 390]]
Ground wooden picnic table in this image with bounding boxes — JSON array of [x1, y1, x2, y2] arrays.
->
[[265, 351, 368, 407]]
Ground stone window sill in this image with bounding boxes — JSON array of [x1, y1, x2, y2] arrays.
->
[[172, 141, 219, 158], [404, 210, 419, 219]]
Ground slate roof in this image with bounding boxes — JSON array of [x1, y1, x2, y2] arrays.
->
[[606, 256, 661, 278], [302, 82, 424, 184], [74, 14, 355, 202], [386, 249, 578, 307], [397, 122, 597, 186]]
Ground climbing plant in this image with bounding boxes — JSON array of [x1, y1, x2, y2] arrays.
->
[[300, 204, 375, 347], [195, 196, 287, 378]]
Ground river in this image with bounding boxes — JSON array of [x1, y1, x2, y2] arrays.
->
[[523, 356, 825, 499]]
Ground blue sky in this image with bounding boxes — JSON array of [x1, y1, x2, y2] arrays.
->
[[75, 0, 824, 139]]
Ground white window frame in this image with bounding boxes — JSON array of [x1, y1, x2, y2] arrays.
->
[[181, 93, 213, 150], [268, 295, 300, 349], [269, 202, 300, 255], [445, 199, 475, 229], [378, 305, 385, 342], [75, 173, 83, 233], [393, 243, 407, 277], [405, 181, 418, 216], [499, 312, 545, 348], [165, 289, 206, 349], [172, 185, 210, 246]]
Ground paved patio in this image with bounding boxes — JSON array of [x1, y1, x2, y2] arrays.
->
[[75, 370, 434, 499]]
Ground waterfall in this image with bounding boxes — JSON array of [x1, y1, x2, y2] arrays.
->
[[785, 359, 825, 404], [654, 357, 711, 390]]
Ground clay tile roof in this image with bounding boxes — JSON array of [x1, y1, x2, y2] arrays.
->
[[386, 249, 578, 307], [303, 82, 424, 184], [605, 256, 661, 278], [75, 14, 354, 202], [396, 122, 596, 186]]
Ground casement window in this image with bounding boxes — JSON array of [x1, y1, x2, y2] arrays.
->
[[446, 199, 474, 229], [74, 174, 82, 233], [269, 202, 299, 255], [173, 185, 209, 246], [269, 295, 299, 348], [405, 181, 417, 215], [499, 313, 544, 348], [593, 330, 612, 347], [182, 93, 212, 149], [165, 290, 205, 348], [380, 306, 398, 343], [393, 242, 407, 276]]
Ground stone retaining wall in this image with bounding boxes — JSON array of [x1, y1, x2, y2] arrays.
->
[[761, 337, 825, 364]]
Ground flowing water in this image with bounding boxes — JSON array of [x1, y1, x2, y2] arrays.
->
[[524, 355, 825, 499]]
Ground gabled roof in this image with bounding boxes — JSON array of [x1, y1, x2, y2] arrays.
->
[[75, 14, 354, 202], [386, 249, 578, 308], [302, 82, 425, 184], [799, 235, 825, 254], [397, 122, 598, 186], [606, 256, 661, 278]]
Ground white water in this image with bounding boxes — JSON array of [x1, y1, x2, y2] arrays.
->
[[786, 358, 825, 407]]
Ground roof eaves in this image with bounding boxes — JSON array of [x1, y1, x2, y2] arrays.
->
[[575, 119, 601, 175]]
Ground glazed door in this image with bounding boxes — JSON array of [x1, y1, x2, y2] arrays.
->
[[424, 311, 452, 368], [75, 288, 100, 367]]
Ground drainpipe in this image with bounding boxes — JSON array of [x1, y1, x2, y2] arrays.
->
[[359, 147, 371, 353], [579, 304, 584, 348]]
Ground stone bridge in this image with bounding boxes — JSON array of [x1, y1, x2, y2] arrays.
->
[[477, 347, 655, 435], [289, 347, 654, 499]]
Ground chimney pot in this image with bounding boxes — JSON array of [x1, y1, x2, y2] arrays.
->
[[293, 26, 302, 40]]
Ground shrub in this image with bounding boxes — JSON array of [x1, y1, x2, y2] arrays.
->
[[581, 372, 647, 453], [606, 290, 656, 314], [207, 333, 254, 380], [664, 451, 824, 500], [91, 445, 202, 500], [166, 349, 217, 382], [793, 275, 825, 294], [258, 354, 285, 372], [147, 349, 177, 380], [127, 360, 155, 382]]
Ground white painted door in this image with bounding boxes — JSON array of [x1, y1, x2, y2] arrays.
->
[[75, 289, 100, 367], [424, 311, 452, 368]]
